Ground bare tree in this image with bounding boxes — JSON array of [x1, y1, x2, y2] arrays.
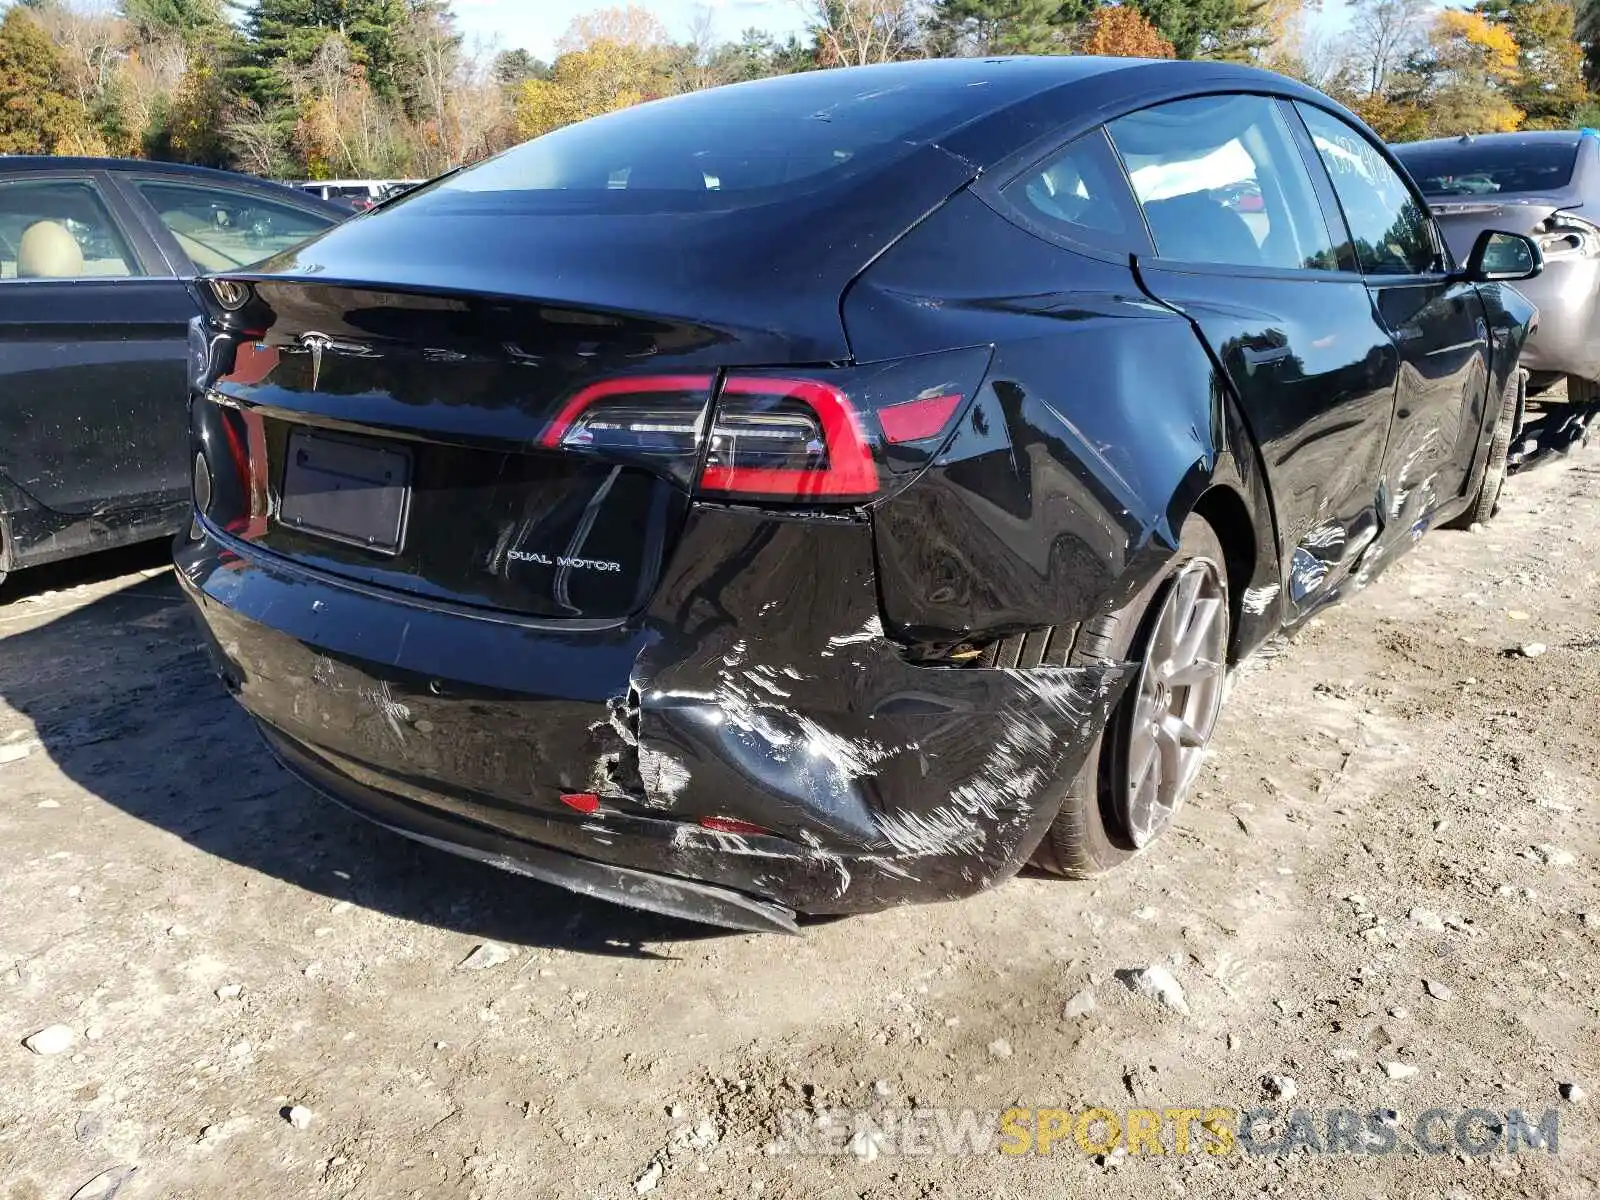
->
[[1350, 0, 1431, 96], [806, 0, 927, 66], [557, 4, 673, 54], [224, 96, 290, 177], [31, 0, 126, 114], [118, 36, 188, 146]]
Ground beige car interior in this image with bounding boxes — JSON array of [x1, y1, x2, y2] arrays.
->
[[4, 219, 134, 279]]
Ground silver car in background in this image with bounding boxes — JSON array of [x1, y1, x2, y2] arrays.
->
[[1393, 131, 1600, 455]]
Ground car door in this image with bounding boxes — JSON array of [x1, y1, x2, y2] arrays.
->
[[1295, 103, 1491, 524], [110, 173, 342, 277], [0, 172, 194, 521], [1106, 93, 1402, 613]]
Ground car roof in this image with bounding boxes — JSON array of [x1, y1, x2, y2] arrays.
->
[[1, 155, 285, 182], [591, 57, 1319, 148], [0, 155, 349, 213]]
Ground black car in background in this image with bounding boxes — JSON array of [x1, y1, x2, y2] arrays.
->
[[179, 59, 1539, 933], [0, 158, 344, 590]]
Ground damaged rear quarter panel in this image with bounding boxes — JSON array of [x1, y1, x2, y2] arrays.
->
[[632, 506, 1132, 908], [843, 192, 1283, 651]]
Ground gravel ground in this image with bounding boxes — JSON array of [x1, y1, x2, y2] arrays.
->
[[1, 453, 1597, 1200]]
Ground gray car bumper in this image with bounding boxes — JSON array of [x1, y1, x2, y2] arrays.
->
[[1513, 257, 1600, 381]]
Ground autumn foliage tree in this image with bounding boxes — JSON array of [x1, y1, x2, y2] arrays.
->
[[1081, 6, 1177, 55], [1482, 0, 1588, 126], [0, 6, 93, 154], [2, 0, 1598, 177], [1413, 9, 1524, 134], [515, 8, 675, 139]]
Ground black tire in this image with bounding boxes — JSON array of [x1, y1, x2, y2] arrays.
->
[[1032, 513, 1230, 878], [1446, 367, 1523, 530], [1567, 375, 1599, 451]]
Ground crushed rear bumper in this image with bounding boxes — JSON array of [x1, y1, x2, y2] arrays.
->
[[176, 505, 1131, 926]]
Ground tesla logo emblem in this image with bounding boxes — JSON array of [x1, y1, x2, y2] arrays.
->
[[294, 331, 381, 389], [299, 332, 332, 389]]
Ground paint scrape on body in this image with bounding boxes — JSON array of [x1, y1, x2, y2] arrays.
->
[[638, 745, 692, 805]]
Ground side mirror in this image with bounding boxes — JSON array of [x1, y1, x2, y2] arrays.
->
[[1463, 229, 1543, 283]]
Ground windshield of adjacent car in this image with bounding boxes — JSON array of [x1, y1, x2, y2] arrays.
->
[[407, 74, 1001, 214], [1394, 139, 1580, 196]]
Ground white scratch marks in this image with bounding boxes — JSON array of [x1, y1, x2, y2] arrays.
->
[[638, 745, 691, 805], [360, 681, 410, 747], [826, 615, 883, 649], [1241, 583, 1280, 615]]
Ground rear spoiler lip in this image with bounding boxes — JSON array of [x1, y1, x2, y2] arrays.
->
[[1427, 194, 1581, 215]]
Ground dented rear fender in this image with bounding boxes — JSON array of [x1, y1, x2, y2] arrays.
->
[[843, 192, 1284, 655]]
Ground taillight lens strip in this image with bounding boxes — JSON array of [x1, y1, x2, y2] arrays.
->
[[699, 376, 879, 500], [539, 374, 715, 450]]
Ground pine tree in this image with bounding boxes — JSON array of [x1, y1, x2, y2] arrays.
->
[[119, 0, 229, 43], [491, 48, 547, 89], [238, 0, 413, 104], [1132, 0, 1269, 58], [927, 0, 1082, 54]]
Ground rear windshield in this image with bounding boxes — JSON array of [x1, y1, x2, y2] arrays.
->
[[1394, 139, 1580, 196], [412, 73, 998, 214]]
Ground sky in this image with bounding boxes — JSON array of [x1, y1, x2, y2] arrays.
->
[[452, 0, 811, 59]]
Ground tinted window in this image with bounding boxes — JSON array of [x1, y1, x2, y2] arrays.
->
[[1393, 138, 1579, 196], [1297, 104, 1435, 276], [424, 73, 1015, 213], [1002, 129, 1147, 253], [0, 179, 139, 280], [133, 180, 337, 271], [1107, 95, 1338, 272]]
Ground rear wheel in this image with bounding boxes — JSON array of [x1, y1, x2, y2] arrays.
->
[[1033, 514, 1230, 878], [1446, 367, 1523, 530]]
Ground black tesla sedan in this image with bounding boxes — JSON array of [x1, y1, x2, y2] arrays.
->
[[0, 158, 343, 590], [178, 58, 1538, 933]]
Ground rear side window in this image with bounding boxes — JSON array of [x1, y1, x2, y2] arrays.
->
[[1108, 94, 1338, 272], [1394, 138, 1579, 197], [133, 180, 337, 271], [422, 73, 1015, 213], [1296, 104, 1435, 276], [0, 179, 139, 280], [1001, 129, 1148, 254]]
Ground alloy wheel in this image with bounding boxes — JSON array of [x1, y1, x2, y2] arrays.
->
[[1116, 557, 1228, 848]]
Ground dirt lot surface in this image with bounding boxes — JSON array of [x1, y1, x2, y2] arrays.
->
[[2, 455, 1598, 1200]]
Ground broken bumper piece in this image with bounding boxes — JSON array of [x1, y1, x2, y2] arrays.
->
[[260, 724, 801, 935], [176, 509, 1131, 927]]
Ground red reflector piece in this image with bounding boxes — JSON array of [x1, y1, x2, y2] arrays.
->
[[560, 792, 601, 814], [878, 393, 963, 444], [699, 816, 771, 835]]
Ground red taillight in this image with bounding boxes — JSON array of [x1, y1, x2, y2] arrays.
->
[[698, 376, 878, 501], [878, 393, 963, 444], [540, 353, 986, 504], [560, 792, 601, 814], [699, 816, 771, 835]]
